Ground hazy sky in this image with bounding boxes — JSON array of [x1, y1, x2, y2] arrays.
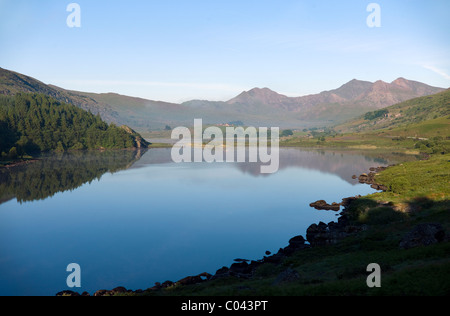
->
[[1, 0, 449, 103]]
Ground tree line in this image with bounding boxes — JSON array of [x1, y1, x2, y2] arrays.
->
[[0, 93, 141, 159]]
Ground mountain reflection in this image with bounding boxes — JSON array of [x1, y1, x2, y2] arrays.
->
[[0, 148, 419, 206], [0, 150, 145, 205], [132, 147, 417, 183]]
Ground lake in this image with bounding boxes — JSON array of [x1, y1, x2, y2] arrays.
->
[[0, 148, 405, 296]]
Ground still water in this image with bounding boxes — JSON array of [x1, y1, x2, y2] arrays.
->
[[0, 148, 400, 296]]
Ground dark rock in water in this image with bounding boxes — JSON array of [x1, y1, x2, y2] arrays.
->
[[111, 286, 128, 294], [233, 258, 250, 263], [400, 223, 446, 249], [56, 290, 80, 297], [177, 275, 203, 286], [93, 290, 109, 297], [177, 272, 212, 286], [306, 220, 361, 247], [265, 250, 271, 256], [310, 200, 341, 211], [216, 266, 229, 275], [359, 172, 378, 185], [371, 184, 388, 191], [229, 261, 252, 277], [161, 280, 174, 288], [212, 267, 230, 280], [289, 235, 306, 247], [273, 268, 300, 285]]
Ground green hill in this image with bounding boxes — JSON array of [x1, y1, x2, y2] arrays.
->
[[335, 89, 450, 138], [281, 90, 450, 155], [0, 93, 149, 160]]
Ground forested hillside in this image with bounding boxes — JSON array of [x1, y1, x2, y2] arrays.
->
[[0, 93, 148, 159]]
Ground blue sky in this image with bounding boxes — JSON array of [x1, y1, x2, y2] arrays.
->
[[0, 0, 449, 103]]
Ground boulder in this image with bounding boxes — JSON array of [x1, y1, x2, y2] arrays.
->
[[306, 220, 360, 247], [56, 290, 80, 297], [93, 290, 109, 297], [310, 200, 341, 211], [288, 235, 306, 247], [111, 286, 128, 294], [229, 261, 252, 277], [177, 272, 212, 286], [177, 275, 203, 286]]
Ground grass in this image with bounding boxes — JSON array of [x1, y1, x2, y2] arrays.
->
[[370, 154, 450, 203]]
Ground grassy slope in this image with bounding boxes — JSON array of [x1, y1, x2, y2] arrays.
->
[[335, 89, 450, 134], [281, 90, 450, 155]]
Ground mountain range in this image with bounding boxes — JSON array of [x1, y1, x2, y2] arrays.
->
[[0, 67, 445, 131]]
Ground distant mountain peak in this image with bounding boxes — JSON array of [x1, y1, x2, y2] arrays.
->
[[227, 87, 288, 105]]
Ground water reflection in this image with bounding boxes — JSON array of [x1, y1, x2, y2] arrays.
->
[[234, 148, 419, 181], [0, 148, 419, 206], [0, 150, 145, 205], [132, 147, 418, 182]]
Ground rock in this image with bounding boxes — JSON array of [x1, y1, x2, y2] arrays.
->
[[111, 286, 128, 294], [56, 290, 80, 297], [161, 280, 174, 288], [400, 223, 446, 249], [229, 261, 252, 277], [177, 275, 203, 286], [306, 222, 328, 246], [288, 235, 306, 247], [263, 252, 285, 264], [273, 268, 300, 285], [341, 196, 360, 207], [265, 250, 271, 256], [233, 258, 250, 263], [177, 272, 212, 286], [93, 290, 109, 297], [341, 195, 361, 207], [281, 235, 310, 255], [215, 266, 230, 276], [199, 272, 213, 280], [306, 220, 360, 247], [310, 200, 341, 211]]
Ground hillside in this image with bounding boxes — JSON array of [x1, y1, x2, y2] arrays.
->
[[335, 89, 450, 137], [0, 93, 149, 160]]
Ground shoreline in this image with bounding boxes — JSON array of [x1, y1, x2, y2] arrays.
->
[[0, 159, 41, 169], [56, 163, 391, 297]]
